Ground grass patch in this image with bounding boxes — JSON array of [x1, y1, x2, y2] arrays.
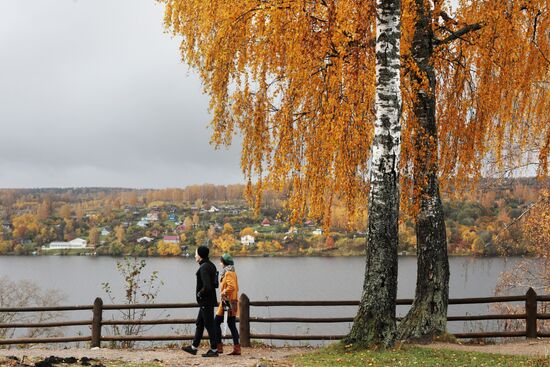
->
[[291, 345, 549, 367]]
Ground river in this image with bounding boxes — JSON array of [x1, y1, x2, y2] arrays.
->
[[0, 256, 537, 345]]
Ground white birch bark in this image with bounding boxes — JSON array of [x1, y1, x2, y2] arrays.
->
[[346, 0, 402, 347]]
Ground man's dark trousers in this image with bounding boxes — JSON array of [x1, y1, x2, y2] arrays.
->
[[192, 305, 217, 349]]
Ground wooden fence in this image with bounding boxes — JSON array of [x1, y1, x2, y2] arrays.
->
[[0, 288, 548, 347]]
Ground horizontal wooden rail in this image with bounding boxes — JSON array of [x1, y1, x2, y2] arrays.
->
[[102, 303, 199, 310], [537, 295, 550, 302], [248, 314, 529, 324], [249, 331, 531, 340], [538, 332, 550, 337], [537, 313, 550, 320], [101, 335, 234, 342], [453, 331, 526, 339], [0, 305, 93, 312], [0, 336, 91, 345], [446, 314, 527, 321], [0, 320, 91, 328], [102, 318, 197, 325], [250, 317, 354, 323], [448, 295, 526, 304], [251, 333, 345, 340], [249, 295, 529, 308], [250, 300, 360, 307]]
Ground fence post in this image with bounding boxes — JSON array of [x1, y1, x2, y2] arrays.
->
[[91, 297, 103, 348], [526, 287, 537, 339], [239, 293, 250, 347]]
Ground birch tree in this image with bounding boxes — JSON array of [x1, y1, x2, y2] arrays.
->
[[344, 0, 401, 347], [160, 0, 548, 344]]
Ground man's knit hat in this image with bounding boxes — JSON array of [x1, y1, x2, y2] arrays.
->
[[197, 246, 209, 259]]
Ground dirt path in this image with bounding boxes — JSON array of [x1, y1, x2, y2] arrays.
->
[[420, 339, 550, 358], [0, 346, 307, 367]]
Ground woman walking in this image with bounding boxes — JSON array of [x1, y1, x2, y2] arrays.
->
[[215, 253, 241, 355]]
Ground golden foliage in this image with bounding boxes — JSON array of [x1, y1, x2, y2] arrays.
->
[[115, 225, 125, 243], [157, 240, 182, 256], [161, 0, 549, 223], [58, 204, 71, 220], [213, 233, 238, 253], [223, 223, 234, 235], [240, 227, 255, 237], [12, 213, 40, 240], [88, 227, 100, 245]]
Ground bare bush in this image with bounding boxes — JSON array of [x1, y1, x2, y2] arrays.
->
[[101, 257, 164, 348], [0, 276, 66, 340]]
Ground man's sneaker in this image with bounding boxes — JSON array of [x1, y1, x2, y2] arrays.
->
[[201, 349, 219, 357], [182, 345, 197, 355]]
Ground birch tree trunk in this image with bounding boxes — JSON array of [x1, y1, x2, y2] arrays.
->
[[345, 0, 401, 347], [397, 0, 449, 341]]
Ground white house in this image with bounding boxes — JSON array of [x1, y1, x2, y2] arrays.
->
[[286, 227, 298, 235], [43, 238, 88, 250], [137, 237, 154, 244], [240, 234, 255, 246], [208, 206, 220, 213], [101, 228, 111, 236], [137, 219, 149, 228], [312, 228, 323, 236]]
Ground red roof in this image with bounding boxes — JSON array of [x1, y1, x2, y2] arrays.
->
[[163, 236, 178, 241]]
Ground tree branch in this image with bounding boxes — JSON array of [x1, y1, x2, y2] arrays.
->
[[434, 23, 483, 46], [490, 196, 544, 247], [531, 10, 550, 66]]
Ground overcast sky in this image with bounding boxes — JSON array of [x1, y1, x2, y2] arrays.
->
[[0, 0, 243, 189]]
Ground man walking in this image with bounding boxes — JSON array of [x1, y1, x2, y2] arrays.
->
[[182, 246, 219, 357]]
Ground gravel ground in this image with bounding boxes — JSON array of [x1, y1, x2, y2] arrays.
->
[[0, 346, 307, 367], [1, 340, 548, 366]]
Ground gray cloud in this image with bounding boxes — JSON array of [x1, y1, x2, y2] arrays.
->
[[0, 0, 243, 188]]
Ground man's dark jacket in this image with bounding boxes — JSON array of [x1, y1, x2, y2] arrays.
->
[[195, 258, 217, 307]]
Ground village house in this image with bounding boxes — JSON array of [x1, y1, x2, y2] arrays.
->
[[101, 228, 111, 236], [137, 219, 148, 228], [43, 238, 88, 250], [163, 235, 179, 244], [312, 228, 323, 236], [240, 234, 255, 247], [261, 218, 271, 227], [146, 212, 159, 222], [137, 237, 154, 244], [286, 227, 298, 235], [208, 206, 220, 213]]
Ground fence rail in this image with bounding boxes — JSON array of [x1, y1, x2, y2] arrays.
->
[[0, 287, 547, 347]]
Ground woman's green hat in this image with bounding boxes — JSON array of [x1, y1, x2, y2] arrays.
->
[[221, 253, 234, 265]]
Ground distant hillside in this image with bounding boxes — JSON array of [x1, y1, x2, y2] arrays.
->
[[0, 177, 547, 257]]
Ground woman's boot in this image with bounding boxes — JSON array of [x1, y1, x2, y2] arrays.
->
[[216, 343, 224, 354], [228, 344, 241, 355]]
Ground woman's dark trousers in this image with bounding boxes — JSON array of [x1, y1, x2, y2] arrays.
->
[[215, 314, 239, 345]]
